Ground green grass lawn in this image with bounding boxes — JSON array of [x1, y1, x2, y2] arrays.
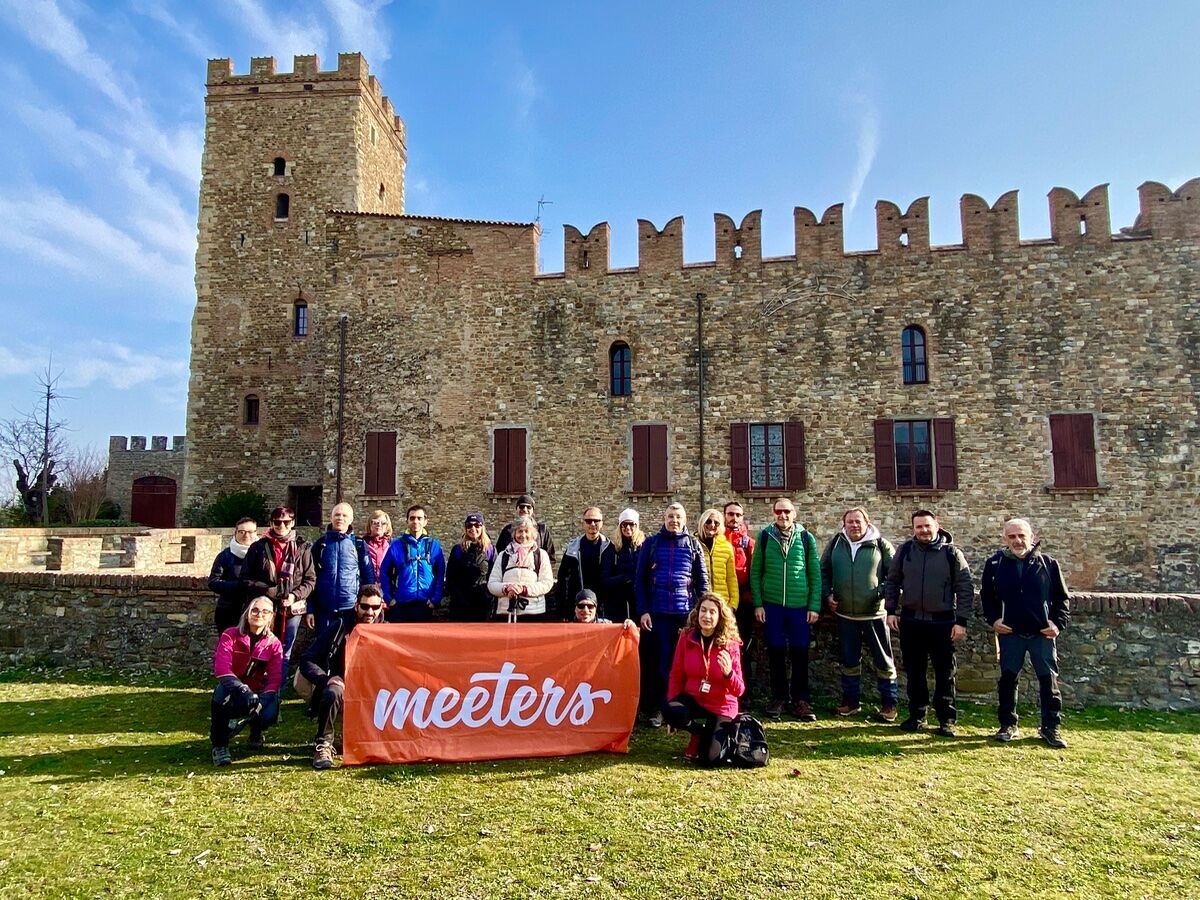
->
[[0, 670, 1197, 899]]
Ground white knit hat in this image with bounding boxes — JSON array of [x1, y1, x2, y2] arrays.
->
[[618, 508, 640, 526]]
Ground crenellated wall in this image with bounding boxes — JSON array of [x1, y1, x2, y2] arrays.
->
[[106, 436, 187, 524]]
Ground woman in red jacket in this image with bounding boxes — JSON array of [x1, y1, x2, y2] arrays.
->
[[665, 591, 744, 764]]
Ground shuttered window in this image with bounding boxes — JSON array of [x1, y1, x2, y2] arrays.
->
[[632, 424, 669, 493], [729, 421, 806, 492], [492, 427, 528, 495], [873, 418, 957, 490], [1049, 413, 1099, 488], [364, 431, 397, 495]]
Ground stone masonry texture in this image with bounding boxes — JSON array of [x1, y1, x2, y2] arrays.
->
[[184, 54, 1200, 594]]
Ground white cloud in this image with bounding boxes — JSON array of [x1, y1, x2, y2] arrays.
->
[[324, 0, 392, 65], [0, 189, 194, 298], [0, 340, 186, 393], [230, 0, 328, 65], [493, 30, 541, 127], [845, 95, 880, 215], [131, 0, 213, 60]]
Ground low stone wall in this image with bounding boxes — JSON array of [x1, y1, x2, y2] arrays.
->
[[0, 571, 1195, 709]]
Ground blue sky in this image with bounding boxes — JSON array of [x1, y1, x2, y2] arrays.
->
[[0, 1, 1197, 486]]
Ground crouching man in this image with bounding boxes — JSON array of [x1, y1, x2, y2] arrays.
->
[[299, 584, 385, 770], [980, 518, 1070, 749]]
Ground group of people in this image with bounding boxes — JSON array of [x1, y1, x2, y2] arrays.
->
[[208, 493, 1071, 768]]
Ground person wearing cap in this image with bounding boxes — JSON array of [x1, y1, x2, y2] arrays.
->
[[573, 588, 637, 628], [494, 494, 557, 567], [554, 506, 610, 620], [600, 508, 644, 623], [446, 513, 497, 622]]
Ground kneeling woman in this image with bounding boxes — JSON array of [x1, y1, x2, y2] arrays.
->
[[210, 596, 283, 766], [665, 591, 745, 764]]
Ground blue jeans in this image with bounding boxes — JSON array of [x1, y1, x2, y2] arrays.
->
[[837, 617, 898, 707], [210, 682, 280, 747], [280, 613, 302, 697], [998, 633, 1062, 730], [763, 604, 811, 649]]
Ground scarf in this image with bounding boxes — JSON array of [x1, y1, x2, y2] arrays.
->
[[228, 538, 249, 559]]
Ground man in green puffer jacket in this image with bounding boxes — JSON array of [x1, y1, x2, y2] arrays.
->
[[750, 497, 821, 721], [820, 507, 897, 722]]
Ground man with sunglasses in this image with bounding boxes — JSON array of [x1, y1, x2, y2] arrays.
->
[[241, 505, 316, 692], [555, 506, 610, 620], [300, 584, 385, 770], [495, 494, 557, 568], [208, 517, 258, 633], [750, 498, 821, 721]]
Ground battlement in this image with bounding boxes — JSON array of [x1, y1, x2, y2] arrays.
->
[[206, 53, 405, 141], [109, 436, 186, 453], [557, 179, 1200, 277]]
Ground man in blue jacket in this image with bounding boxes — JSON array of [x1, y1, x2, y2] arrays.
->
[[307, 502, 365, 633], [636, 502, 709, 727], [381, 504, 446, 622], [980, 518, 1070, 749]]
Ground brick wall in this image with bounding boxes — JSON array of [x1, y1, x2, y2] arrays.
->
[[0, 571, 1195, 708]]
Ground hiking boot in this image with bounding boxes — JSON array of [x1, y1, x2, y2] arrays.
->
[[791, 701, 817, 722], [899, 715, 924, 732], [647, 712, 664, 729], [877, 705, 899, 724], [836, 702, 861, 717], [313, 741, 335, 770], [994, 724, 1020, 743], [1039, 727, 1068, 749], [211, 746, 232, 767], [247, 726, 264, 751], [765, 699, 785, 720], [934, 722, 957, 738], [684, 733, 702, 761]]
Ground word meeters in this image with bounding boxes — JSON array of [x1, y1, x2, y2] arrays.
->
[[373, 662, 614, 730]]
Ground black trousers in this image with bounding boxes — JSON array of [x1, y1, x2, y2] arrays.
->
[[899, 619, 957, 724], [663, 694, 733, 765], [316, 680, 345, 744]]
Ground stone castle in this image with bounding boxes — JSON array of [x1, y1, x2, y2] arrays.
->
[[176, 52, 1200, 592]]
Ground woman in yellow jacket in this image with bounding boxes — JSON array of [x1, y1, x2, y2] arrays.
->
[[698, 508, 740, 609]]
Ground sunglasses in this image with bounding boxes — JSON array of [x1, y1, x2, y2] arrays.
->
[[774, 509, 793, 515], [583, 518, 602, 525], [517, 504, 533, 511], [272, 518, 293, 525], [576, 602, 597, 610], [465, 522, 482, 528], [358, 603, 383, 611]]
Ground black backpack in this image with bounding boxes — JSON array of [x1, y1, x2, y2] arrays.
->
[[713, 714, 769, 768]]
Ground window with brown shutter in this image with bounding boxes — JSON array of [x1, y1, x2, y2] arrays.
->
[[364, 431, 397, 495], [874, 417, 957, 490], [1049, 413, 1099, 488], [632, 423, 669, 493], [492, 427, 528, 494], [729, 421, 806, 492]]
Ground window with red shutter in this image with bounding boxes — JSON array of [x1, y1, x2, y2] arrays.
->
[[729, 421, 806, 492], [876, 418, 957, 491], [1049, 413, 1099, 488], [364, 431, 397, 495], [492, 427, 528, 494], [632, 423, 669, 493]]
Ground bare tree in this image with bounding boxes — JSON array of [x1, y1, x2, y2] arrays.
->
[[60, 447, 108, 524], [0, 359, 69, 523]]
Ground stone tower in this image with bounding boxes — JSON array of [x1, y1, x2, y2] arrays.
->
[[185, 53, 406, 523]]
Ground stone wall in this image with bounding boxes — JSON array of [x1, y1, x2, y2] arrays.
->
[[106, 435, 187, 524], [0, 570, 1195, 709], [183, 52, 1200, 594]]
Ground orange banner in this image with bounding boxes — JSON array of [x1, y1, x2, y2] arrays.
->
[[342, 623, 641, 765]]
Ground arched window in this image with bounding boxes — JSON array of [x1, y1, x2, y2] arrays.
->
[[610, 342, 632, 396], [274, 193, 290, 220], [244, 394, 260, 426], [294, 301, 308, 337], [273, 157, 286, 176], [902, 325, 928, 384]]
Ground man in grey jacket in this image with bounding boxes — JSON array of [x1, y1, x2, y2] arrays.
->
[[884, 509, 973, 737]]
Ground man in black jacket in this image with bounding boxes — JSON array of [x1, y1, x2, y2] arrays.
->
[[884, 509, 973, 737], [209, 517, 258, 632], [300, 584, 384, 770], [980, 518, 1070, 748]]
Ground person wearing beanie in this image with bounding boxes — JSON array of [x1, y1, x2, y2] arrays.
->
[[494, 494, 557, 567]]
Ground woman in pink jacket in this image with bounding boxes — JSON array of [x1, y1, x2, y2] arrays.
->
[[665, 591, 745, 764], [210, 595, 284, 766]]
